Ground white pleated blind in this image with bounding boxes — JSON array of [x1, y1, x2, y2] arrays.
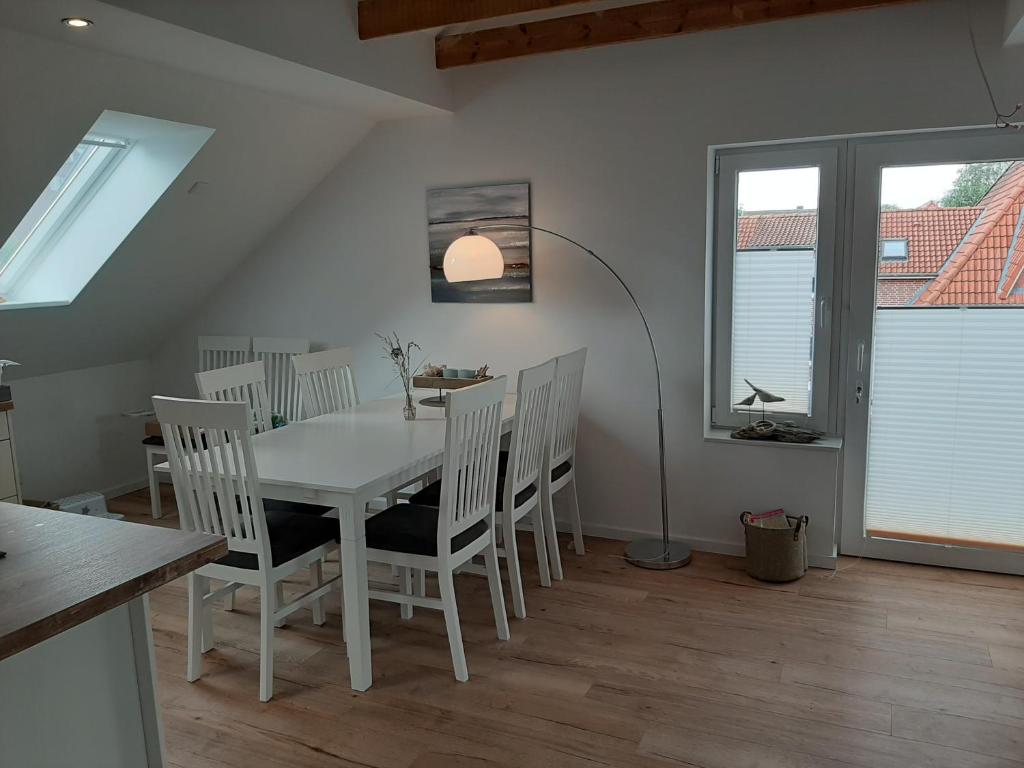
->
[[730, 249, 816, 415], [865, 309, 1024, 549]]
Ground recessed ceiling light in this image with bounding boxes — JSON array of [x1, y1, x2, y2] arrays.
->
[[61, 17, 93, 28]]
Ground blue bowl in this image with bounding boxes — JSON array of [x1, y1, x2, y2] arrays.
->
[[458, 369, 476, 379]]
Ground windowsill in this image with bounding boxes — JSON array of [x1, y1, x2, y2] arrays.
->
[[0, 299, 71, 311], [704, 426, 843, 451]]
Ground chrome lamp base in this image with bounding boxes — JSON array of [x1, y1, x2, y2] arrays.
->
[[624, 538, 692, 570]]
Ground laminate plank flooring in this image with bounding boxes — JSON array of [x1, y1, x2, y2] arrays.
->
[[111, 487, 1024, 767]]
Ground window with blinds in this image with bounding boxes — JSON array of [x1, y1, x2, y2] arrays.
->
[[731, 249, 816, 416], [865, 308, 1024, 550], [711, 145, 838, 431]]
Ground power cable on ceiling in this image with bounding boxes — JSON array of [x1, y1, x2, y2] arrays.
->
[[966, 0, 1022, 129]]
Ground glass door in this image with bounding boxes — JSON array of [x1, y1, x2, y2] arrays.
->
[[842, 131, 1024, 574]]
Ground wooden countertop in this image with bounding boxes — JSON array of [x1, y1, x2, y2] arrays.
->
[[0, 502, 226, 661]]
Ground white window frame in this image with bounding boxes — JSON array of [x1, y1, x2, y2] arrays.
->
[[0, 135, 128, 299], [840, 128, 1024, 575], [710, 143, 842, 432]]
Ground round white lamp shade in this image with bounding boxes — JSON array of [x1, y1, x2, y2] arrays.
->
[[443, 234, 504, 282]]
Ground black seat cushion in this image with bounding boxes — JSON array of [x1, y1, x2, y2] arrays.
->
[[217, 509, 339, 569], [410, 476, 536, 511], [551, 460, 572, 482], [498, 449, 572, 483], [365, 503, 488, 557], [263, 498, 333, 516], [145, 433, 208, 449]]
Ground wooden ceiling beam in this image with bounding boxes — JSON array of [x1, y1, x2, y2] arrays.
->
[[435, 0, 922, 68], [358, 0, 596, 39]]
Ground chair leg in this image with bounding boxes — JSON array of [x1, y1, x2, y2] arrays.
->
[[311, 559, 326, 626], [531, 509, 551, 588], [399, 566, 413, 620], [259, 584, 275, 702], [568, 477, 585, 555], [484, 538, 511, 641], [147, 458, 162, 519], [438, 570, 468, 682], [541, 482, 564, 581], [274, 582, 287, 628], [199, 576, 214, 654], [503, 521, 527, 619], [224, 582, 235, 611], [186, 573, 203, 682]]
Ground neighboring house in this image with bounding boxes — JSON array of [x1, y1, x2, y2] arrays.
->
[[737, 161, 1024, 307]]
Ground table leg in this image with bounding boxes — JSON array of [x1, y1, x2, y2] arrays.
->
[[338, 495, 372, 691]]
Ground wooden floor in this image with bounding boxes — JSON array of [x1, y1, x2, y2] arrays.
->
[[113, 488, 1024, 768]]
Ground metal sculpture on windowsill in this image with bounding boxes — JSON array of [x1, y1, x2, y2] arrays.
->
[[730, 379, 823, 444]]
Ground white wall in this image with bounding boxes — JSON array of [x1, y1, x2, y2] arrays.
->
[[153, 0, 1022, 563], [10, 360, 153, 502]]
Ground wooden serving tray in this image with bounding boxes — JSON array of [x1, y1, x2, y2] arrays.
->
[[413, 375, 493, 390]]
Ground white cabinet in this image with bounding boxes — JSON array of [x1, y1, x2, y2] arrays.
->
[[0, 409, 21, 503]]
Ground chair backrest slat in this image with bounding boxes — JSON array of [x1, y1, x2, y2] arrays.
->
[[153, 396, 270, 561], [253, 337, 310, 424], [195, 361, 274, 436], [505, 359, 556, 506], [292, 347, 359, 418], [548, 348, 587, 470], [198, 335, 252, 373], [437, 377, 506, 551]]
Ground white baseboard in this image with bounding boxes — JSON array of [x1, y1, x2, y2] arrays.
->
[[529, 518, 837, 570], [99, 477, 150, 500]]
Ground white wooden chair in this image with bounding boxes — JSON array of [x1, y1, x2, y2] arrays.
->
[[411, 360, 555, 618], [198, 335, 252, 372], [365, 377, 510, 681], [254, 337, 309, 425], [540, 348, 587, 581], [195, 360, 273, 435], [142, 336, 252, 520], [153, 396, 340, 702], [195, 360, 331, 618], [143, 434, 168, 519], [292, 347, 359, 418], [196, 360, 330, 511]]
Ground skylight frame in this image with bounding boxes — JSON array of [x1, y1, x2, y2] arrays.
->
[[0, 134, 130, 299]]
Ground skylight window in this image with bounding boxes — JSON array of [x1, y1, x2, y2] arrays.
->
[[880, 239, 909, 261], [0, 135, 129, 298], [0, 110, 213, 310]]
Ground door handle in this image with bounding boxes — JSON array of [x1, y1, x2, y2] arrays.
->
[[856, 341, 866, 373], [818, 297, 831, 330]]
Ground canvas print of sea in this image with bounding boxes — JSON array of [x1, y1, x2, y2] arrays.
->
[[427, 182, 532, 303]]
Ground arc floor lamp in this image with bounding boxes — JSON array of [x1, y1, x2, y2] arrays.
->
[[444, 224, 691, 570]]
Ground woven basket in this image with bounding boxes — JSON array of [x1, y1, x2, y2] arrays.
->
[[740, 512, 809, 583]]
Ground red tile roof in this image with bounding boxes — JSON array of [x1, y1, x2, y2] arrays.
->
[[737, 161, 1024, 306], [916, 162, 1024, 306], [877, 208, 979, 276], [736, 212, 816, 250]]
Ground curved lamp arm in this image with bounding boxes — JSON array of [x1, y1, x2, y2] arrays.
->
[[467, 223, 687, 568]]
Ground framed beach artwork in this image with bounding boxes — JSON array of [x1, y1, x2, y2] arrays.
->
[[427, 182, 532, 303]]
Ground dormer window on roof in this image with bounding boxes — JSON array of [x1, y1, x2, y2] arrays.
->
[[0, 110, 213, 310], [880, 239, 909, 261]]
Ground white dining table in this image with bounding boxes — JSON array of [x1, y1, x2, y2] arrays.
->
[[158, 392, 517, 691]]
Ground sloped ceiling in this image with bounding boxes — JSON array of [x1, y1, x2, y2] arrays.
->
[[0, 0, 447, 380]]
